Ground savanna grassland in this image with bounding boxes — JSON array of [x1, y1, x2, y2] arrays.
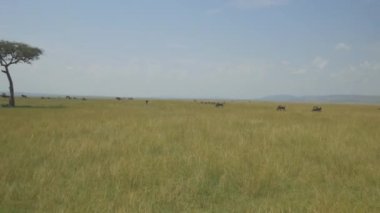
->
[[0, 98, 379, 212]]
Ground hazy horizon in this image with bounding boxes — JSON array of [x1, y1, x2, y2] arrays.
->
[[1, 0, 380, 99]]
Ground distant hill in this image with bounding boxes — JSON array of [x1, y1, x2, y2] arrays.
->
[[259, 95, 380, 104]]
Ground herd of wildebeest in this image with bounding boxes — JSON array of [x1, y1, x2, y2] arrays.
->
[[276, 104, 322, 112], [197, 101, 324, 112], [2, 92, 380, 111]]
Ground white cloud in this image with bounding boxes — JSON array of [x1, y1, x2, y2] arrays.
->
[[335, 42, 351, 51], [360, 60, 380, 70], [312, 57, 328, 69], [360, 60, 371, 68], [281, 60, 290, 66], [290, 68, 307, 75], [167, 43, 189, 49], [230, 0, 290, 9], [206, 8, 223, 15]]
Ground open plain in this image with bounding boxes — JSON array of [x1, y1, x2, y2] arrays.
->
[[1, 98, 379, 212]]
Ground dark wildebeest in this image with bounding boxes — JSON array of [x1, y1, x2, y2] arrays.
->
[[21, 94, 28, 98], [66, 96, 71, 100], [1, 93, 9, 98], [116, 97, 122, 101], [82, 97, 86, 101], [277, 105, 286, 111], [145, 100, 149, 104], [215, 102, 224, 108], [312, 106, 322, 112]]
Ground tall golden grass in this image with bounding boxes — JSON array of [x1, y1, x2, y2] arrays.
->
[[1, 98, 379, 212]]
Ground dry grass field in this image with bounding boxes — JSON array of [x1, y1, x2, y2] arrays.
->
[[0, 98, 379, 212]]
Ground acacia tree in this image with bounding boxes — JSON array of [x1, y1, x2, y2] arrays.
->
[[0, 40, 42, 107]]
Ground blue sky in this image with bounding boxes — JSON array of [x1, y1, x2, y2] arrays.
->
[[1, 0, 379, 99]]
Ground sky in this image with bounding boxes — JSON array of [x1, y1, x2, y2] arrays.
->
[[0, 0, 380, 99]]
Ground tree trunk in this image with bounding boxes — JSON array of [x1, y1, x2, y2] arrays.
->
[[4, 66, 15, 107]]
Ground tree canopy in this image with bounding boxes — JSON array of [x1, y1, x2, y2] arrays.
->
[[0, 40, 43, 67]]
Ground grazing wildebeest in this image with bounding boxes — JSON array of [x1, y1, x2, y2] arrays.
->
[[21, 94, 28, 98], [116, 97, 122, 101], [41, 97, 45, 99], [145, 100, 149, 104], [66, 96, 71, 100], [215, 102, 224, 108], [312, 106, 322, 112], [82, 97, 86, 101], [277, 105, 286, 111]]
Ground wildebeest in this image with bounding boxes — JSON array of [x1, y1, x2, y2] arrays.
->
[[1, 93, 9, 98], [82, 97, 86, 101], [66, 96, 71, 100], [277, 105, 286, 111], [215, 102, 224, 108], [116, 97, 122, 101], [312, 106, 322, 112], [145, 100, 149, 104], [21, 94, 28, 98]]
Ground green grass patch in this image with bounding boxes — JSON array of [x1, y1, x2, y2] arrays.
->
[[1, 98, 379, 212]]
